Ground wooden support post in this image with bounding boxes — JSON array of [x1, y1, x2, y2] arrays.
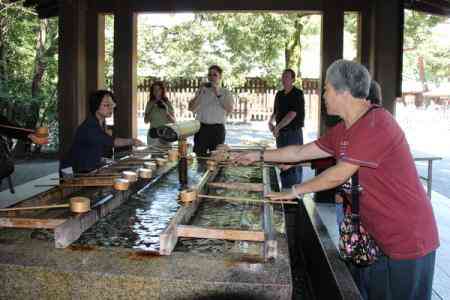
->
[[58, 0, 89, 155], [176, 225, 265, 242], [113, 2, 137, 138], [371, 0, 403, 114], [320, 3, 344, 133], [159, 169, 219, 255]]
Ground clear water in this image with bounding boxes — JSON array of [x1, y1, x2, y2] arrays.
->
[[75, 161, 286, 254]]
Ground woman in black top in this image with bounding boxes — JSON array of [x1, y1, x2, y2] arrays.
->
[[60, 90, 145, 173]]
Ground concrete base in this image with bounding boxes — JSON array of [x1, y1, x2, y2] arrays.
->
[[0, 228, 292, 299]]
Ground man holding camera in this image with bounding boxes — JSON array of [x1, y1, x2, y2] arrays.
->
[[189, 65, 234, 156]]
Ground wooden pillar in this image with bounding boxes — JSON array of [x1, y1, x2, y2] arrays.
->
[[371, 0, 404, 114], [58, 0, 88, 156], [113, 1, 137, 138], [320, 4, 344, 134], [86, 8, 106, 101]]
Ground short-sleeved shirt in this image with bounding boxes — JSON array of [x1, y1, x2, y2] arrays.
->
[[195, 87, 233, 124], [274, 87, 305, 130], [144, 100, 174, 129], [316, 106, 439, 260], [60, 116, 114, 173]]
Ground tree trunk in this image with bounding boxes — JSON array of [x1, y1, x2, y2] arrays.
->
[[284, 16, 304, 80], [417, 56, 428, 92]]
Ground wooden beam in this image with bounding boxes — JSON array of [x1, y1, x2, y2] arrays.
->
[[54, 161, 178, 248], [262, 166, 277, 260], [159, 169, 219, 255], [177, 225, 265, 242], [131, 0, 325, 12], [207, 182, 264, 192], [0, 217, 66, 229]]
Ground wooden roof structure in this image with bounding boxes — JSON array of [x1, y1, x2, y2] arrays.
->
[[11, 0, 450, 154], [20, 0, 450, 18]]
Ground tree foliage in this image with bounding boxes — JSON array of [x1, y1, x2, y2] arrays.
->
[[403, 9, 449, 86], [0, 2, 58, 152]]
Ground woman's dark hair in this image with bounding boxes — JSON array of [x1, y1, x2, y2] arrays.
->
[[150, 81, 169, 103], [367, 80, 382, 105], [208, 65, 223, 75], [89, 90, 115, 115]]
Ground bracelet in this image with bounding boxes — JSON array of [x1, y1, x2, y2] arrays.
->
[[259, 151, 264, 162], [291, 185, 302, 200]]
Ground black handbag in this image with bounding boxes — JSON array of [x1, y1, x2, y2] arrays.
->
[[338, 172, 382, 266], [0, 136, 14, 180]]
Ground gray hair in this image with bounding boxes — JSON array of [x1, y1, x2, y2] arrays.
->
[[325, 59, 371, 99]]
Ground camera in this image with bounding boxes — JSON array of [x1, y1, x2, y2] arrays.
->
[[204, 82, 212, 88], [156, 100, 166, 109]]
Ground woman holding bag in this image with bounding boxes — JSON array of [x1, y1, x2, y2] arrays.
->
[[233, 60, 439, 300]]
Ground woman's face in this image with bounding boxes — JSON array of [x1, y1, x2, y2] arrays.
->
[[96, 95, 115, 118], [152, 85, 163, 99], [323, 82, 340, 116]]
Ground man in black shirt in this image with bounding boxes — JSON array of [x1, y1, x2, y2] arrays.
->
[[268, 69, 305, 188]]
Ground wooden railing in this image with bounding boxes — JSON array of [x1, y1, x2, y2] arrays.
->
[[137, 77, 321, 125]]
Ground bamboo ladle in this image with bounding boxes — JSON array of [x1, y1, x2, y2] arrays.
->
[[0, 124, 49, 137], [179, 189, 297, 205], [0, 197, 91, 213]]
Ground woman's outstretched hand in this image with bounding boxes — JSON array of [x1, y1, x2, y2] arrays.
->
[[229, 151, 260, 166]]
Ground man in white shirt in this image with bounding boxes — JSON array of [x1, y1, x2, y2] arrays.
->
[[188, 65, 234, 156]]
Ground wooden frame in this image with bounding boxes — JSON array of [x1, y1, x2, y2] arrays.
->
[[159, 163, 279, 260]]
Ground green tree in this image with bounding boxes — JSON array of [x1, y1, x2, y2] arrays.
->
[[0, 2, 58, 153], [403, 9, 449, 88]]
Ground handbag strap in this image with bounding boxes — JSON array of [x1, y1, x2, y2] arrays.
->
[[351, 172, 360, 220], [343, 105, 381, 229]]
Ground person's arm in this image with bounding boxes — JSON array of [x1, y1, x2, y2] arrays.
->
[[144, 101, 154, 124], [188, 87, 205, 112], [217, 89, 234, 114], [233, 141, 332, 165], [268, 161, 359, 200], [163, 101, 176, 122], [273, 111, 296, 136], [114, 137, 145, 147], [268, 113, 276, 132]]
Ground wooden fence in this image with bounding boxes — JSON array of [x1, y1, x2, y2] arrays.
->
[[137, 77, 321, 126]]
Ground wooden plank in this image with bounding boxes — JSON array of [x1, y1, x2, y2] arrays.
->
[[0, 217, 66, 229], [177, 225, 265, 242], [54, 161, 178, 248], [262, 166, 277, 260], [159, 169, 219, 255]]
